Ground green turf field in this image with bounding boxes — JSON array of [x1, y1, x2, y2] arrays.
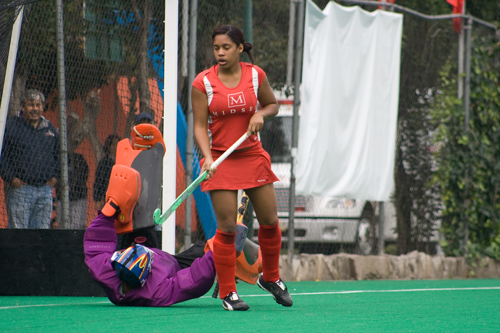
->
[[1, 279, 499, 332]]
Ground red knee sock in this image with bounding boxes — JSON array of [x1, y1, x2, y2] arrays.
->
[[258, 222, 282, 282], [212, 229, 236, 299]]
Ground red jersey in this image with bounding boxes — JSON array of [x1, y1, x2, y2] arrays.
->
[[192, 62, 265, 151]]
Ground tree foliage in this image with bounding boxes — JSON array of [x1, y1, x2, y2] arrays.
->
[[432, 33, 500, 259], [391, 1, 455, 254]]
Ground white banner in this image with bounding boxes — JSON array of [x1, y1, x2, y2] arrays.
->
[[296, 1, 403, 201]]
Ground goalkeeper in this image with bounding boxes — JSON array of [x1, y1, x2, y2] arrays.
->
[[84, 123, 258, 307], [84, 206, 215, 307], [85, 216, 220, 306], [83, 162, 250, 307]]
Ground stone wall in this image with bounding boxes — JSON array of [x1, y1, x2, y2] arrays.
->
[[279, 251, 500, 281]]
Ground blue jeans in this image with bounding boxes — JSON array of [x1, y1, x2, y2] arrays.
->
[[6, 184, 53, 229], [56, 199, 88, 229]]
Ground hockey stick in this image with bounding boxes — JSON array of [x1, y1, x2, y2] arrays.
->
[[153, 132, 250, 225]]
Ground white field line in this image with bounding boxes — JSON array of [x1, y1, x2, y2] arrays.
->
[[0, 301, 110, 310], [203, 286, 500, 298], [2, 286, 499, 310]]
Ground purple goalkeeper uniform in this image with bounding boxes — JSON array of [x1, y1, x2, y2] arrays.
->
[[84, 213, 216, 306]]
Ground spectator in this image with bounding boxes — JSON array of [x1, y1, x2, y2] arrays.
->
[[93, 134, 120, 211], [134, 112, 155, 125], [0, 89, 59, 229], [56, 152, 89, 229]]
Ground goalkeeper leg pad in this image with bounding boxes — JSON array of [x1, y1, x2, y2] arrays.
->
[[205, 225, 262, 285]]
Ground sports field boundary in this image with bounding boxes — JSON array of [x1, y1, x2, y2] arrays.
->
[[279, 251, 500, 281]]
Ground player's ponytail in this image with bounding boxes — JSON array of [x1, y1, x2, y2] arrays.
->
[[242, 42, 254, 64]]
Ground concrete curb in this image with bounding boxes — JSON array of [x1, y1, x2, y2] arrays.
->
[[279, 251, 500, 281]]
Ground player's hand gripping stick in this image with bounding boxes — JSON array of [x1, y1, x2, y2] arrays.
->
[[153, 132, 250, 225]]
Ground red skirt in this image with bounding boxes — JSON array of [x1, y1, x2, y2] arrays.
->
[[200, 144, 279, 191]]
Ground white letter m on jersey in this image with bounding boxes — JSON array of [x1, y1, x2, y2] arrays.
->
[[228, 92, 246, 108]]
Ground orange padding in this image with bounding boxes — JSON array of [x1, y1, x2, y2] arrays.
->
[[101, 164, 141, 234], [131, 124, 165, 155], [204, 226, 262, 285]]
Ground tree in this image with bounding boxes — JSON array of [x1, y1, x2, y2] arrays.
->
[[394, 14, 454, 253], [432, 33, 500, 260], [369, 0, 453, 254]]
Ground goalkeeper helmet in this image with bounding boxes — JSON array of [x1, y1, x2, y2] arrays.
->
[[111, 244, 153, 288]]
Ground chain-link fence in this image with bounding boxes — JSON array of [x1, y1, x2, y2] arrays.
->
[[0, 0, 166, 231], [1, 0, 498, 257]]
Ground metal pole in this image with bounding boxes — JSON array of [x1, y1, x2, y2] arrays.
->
[[457, 33, 464, 99], [288, 0, 305, 274], [242, 0, 253, 64], [377, 202, 385, 255], [162, 0, 179, 253], [377, 0, 393, 256], [457, 1, 465, 99], [56, 0, 70, 229], [0, 6, 24, 155], [244, 0, 253, 44], [380, 0, 387, 11], [181, 0, 189, 77], [463, 16, 472, 255], [286, 0, 296, 87], [185, 0, 198, 249], [242, 0, 255, 237], [464, 20, 471, 132]]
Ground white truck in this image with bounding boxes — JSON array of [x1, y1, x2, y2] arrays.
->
[[251, 97, 398, 254], [253, 161, 398, 254]]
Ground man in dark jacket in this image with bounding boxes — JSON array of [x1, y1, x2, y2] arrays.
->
[[0, 89, 59, 229]]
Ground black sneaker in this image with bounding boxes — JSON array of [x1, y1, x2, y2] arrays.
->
[[222, 292, 250, 311], [257, 275, 293, 307]]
